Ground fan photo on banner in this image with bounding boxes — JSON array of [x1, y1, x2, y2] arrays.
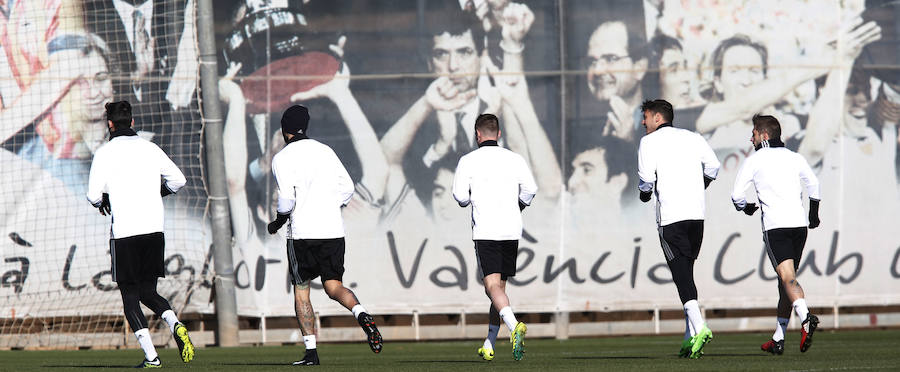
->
[[2, 0, 900, 347]]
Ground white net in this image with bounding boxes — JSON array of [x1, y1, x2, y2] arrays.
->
[[0, 0, 210, 349]]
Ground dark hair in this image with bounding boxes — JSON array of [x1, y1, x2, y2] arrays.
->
[[105, 101, 132, 129], [570, 136, 638, 206], [711, 34, 768, 79], [648, 33, 683, 70], [641, 99, 674, 123], [643, 33, 684, 98], [752, 114, 782, 140], [474, 113, 500, 136], [422, 5, 485, 57]]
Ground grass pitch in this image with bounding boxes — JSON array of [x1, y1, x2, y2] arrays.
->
[[1, 329, 897, 371]]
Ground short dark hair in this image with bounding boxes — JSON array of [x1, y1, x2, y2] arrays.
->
[[422, 5, 484, 56], [641, 99, 674, 123], [752, 114, 781, 140], [648, 33, 683, 69], [711, 34, 768, 79], [105, 101, 132, 129], [474, 113, 499, 136]]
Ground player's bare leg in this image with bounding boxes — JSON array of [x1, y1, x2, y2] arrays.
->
[[292, 282, 319, 366], [483, 274, 526, 360], [776, 259, 818, 352], [323, 279, 382, 353]]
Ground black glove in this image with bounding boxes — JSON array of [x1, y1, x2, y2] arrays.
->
[[639, 190, 652, 202], [97, 193, 111, 216], [161, 183, 174, 197], [743, 203, 758, 216], [808, 199, 820, 229], [519, 200, 527, 211], [704, 176, 713, 189], [267, 213, 289, 234]]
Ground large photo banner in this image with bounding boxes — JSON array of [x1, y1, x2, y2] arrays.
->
[[3, 0, 900, 327]]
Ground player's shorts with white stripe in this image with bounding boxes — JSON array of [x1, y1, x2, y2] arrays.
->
[[287, 238, 346, 284], [657, 220, 704, 261], [110, 232, 166, 284], [763, 227, 807, 269]]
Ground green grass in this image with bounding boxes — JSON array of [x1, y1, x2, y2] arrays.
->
[[1, 329, 898, 371]]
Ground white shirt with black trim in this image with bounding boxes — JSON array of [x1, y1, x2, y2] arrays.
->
[[272, 139, 354, 240], [86, 135, 186, 239], [451, 143, 538, 241], [638, 125, 720, 226], [731, 146, 820, 231]]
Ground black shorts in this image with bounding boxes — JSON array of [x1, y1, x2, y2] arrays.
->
[[111, 232, 165, 284], [475, 240, 518, 280], [658, 220, 704, 261], [763, 227, 807, 270], [287, 238, 345, 284]]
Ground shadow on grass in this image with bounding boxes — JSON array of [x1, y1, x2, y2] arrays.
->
[[397, 360, 484, 364], [564, 356, 653, 360], [43, 366, 130, 369]]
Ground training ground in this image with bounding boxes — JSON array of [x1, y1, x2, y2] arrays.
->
[[0, 329, 896, 371]]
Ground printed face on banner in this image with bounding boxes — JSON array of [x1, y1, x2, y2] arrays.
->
[[658, 48, 691, 106], [586, 21, 641, 102], [73, 51, 114, 154], [567, 148, 625, 199], [431, 30, 480, 94], [716, 45, 765, 102]]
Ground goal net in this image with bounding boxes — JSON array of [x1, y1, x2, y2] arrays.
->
[[0, 0, 211, 349]]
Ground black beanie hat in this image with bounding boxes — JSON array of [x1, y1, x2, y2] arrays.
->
[[281, 105, 310, 136]]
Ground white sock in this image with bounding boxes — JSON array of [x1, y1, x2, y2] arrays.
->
[[498, 306, 518, 331], [683, 316, 695, 340], [683, 300, 705, 334], [303, 335, 316, 350], [351, 304, 367, 319], [792, 299, 809, 321], [485, 323, 500, 349], [134, 328, 158, 361], [161, 310, 179, 335], [773, 317, 789, 342]]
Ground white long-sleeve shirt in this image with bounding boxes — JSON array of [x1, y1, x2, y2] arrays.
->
[[272, 139, 354, 240], [86, 134, 186, 239], [638, 125, 720, 226], [731, 146, 820, 231], [451, 143, 537, 241]]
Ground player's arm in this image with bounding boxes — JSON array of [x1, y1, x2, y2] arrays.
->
[[159, 148, 187, 197], [333, 151, 355, 207], [730, 158, 758, 215], [451, 158, 471, 207], [798, 155, 822, 228], [517, 156, 539, 211], [637, 139, 656, 202], [267, 155, 295, 234], [698, 135, 721, 189], [86, 153, 111, 216]]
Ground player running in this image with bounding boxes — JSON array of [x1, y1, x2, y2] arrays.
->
[[86, 101, 194, 368], [637, 99, 720, 359], [267, 105, 383, 366], [451, 114, 537, 361], [731, 114, 821, 355]]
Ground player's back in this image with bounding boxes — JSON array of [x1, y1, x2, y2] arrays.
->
[[456, 145, 534, 240], [272, 139, 353, 239], [92, 135, 181, 238], [639, 126, 716, 226], [743, 147, 812, 230]]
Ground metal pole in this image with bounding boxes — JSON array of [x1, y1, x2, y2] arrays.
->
[[196, 0, 240, 347]]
